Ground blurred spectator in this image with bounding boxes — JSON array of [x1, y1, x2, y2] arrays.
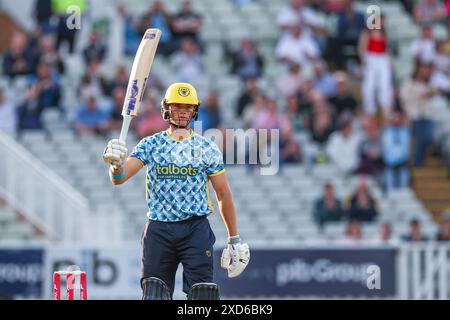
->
[[37, 35, 65, 75], [344, 178, 379, 222], [35, 0, 54, 34], [237, 78, 260, 117], [325, 112, 362, 174], [277, 0, 320, 37], [140, 0, 176, 56], [277, 0, 325, 47], [252, 98, 289, 131], [328, 0, 365, 70], [286, 95, 308, 132], [433, 40, 450, 75], [446, 0, 450, 16], [117, 4, 141, 56], [278, 64, 304, 99], [172, 0, 203, 46], [328, 71, 358, 117], [17, 85, 45, 131], [73, 95, 109, 135], [413, 0, 447, 26], [34, 62, 62, 111], [359, 16, 393, 116], [136, 98, 168, 139], [411, 25, 436, 64], [297, 80, 315, 126], [109, 64, 164, 97], [242, 94, 267, 128], [80, 58, 109, 99], [313, 183, 344, 227], [400, 62, 436, 167], [382, 110, 410, 192], [83, 31, 107, 65], [0, 87, 17, 135], [53, 0, 86, 54], [344, 219, 363, 241], [171, 38, 204, 83], [402, 219, 429, 241], [436, 214, 450, 241], [309, 92, 335, 144], [109, 65, 129, 94], [197, 91, 222, 131], [3, 32, 36, 78], [355, 117, 383, 176], [323, 0, 348, 13], [312, 60, 337, 98], [430, 42, 450, 99], [275, 22, 320, 68], [230, 38, 264, 81], [280, 126, 302, 164], [104, 87, 126, 132], [377, 222, 394, 243]]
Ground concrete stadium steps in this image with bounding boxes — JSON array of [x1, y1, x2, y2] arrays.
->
[[412, 156, 450, 222], [0, 201, 45, 242]]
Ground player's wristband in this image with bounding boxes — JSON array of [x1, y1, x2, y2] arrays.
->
[[228, 235, 241, 245], [110, 167, 125, 181]]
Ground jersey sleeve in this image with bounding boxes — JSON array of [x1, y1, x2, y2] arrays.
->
[[206, 141, 225, 177], [130, 138, 151, 166]]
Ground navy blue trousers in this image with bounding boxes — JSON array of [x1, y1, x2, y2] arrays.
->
[[140, 216, 216, 296]]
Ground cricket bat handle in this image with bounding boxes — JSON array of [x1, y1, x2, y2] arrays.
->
[[119, 115, 133, 143]]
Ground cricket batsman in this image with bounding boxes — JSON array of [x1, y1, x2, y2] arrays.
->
[[102, 83, 250, 300]]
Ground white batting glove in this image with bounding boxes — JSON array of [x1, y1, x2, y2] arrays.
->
[[220, 235, 250, 278], [103, 139, 127, 169]]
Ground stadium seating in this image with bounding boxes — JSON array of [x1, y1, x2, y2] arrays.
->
[[2, 0, 447, 245]]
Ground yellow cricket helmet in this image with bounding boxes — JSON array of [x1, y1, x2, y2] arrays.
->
[[161, 82, 200, 107], [161, 82, 201, 125]]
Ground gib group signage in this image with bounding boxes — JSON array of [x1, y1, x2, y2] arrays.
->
[[214, 248, 397, 298]]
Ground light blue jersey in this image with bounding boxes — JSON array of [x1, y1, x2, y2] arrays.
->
[[130, 130, 225, 222]]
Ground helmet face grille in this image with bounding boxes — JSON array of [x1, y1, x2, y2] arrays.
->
[[160, 83, 200, 129]]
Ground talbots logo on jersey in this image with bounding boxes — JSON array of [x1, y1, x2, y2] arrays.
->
[[156, 164, 198, 180]]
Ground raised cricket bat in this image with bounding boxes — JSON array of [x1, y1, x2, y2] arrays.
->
[[119, 28, 162, 143]]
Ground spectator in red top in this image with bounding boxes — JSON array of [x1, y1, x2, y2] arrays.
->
[[359, 15, 393, 117]]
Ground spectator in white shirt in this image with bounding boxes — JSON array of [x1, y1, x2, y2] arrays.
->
[[277, 0, 319, 33], [0, 87, 17, 135], [326, 112, 362, 174], [275, 22, 320, 68], [411, 25, 436, 64]]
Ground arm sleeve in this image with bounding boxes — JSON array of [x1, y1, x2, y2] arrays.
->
[[206, 141, 225, 176], [129, 138, 151, 166]]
